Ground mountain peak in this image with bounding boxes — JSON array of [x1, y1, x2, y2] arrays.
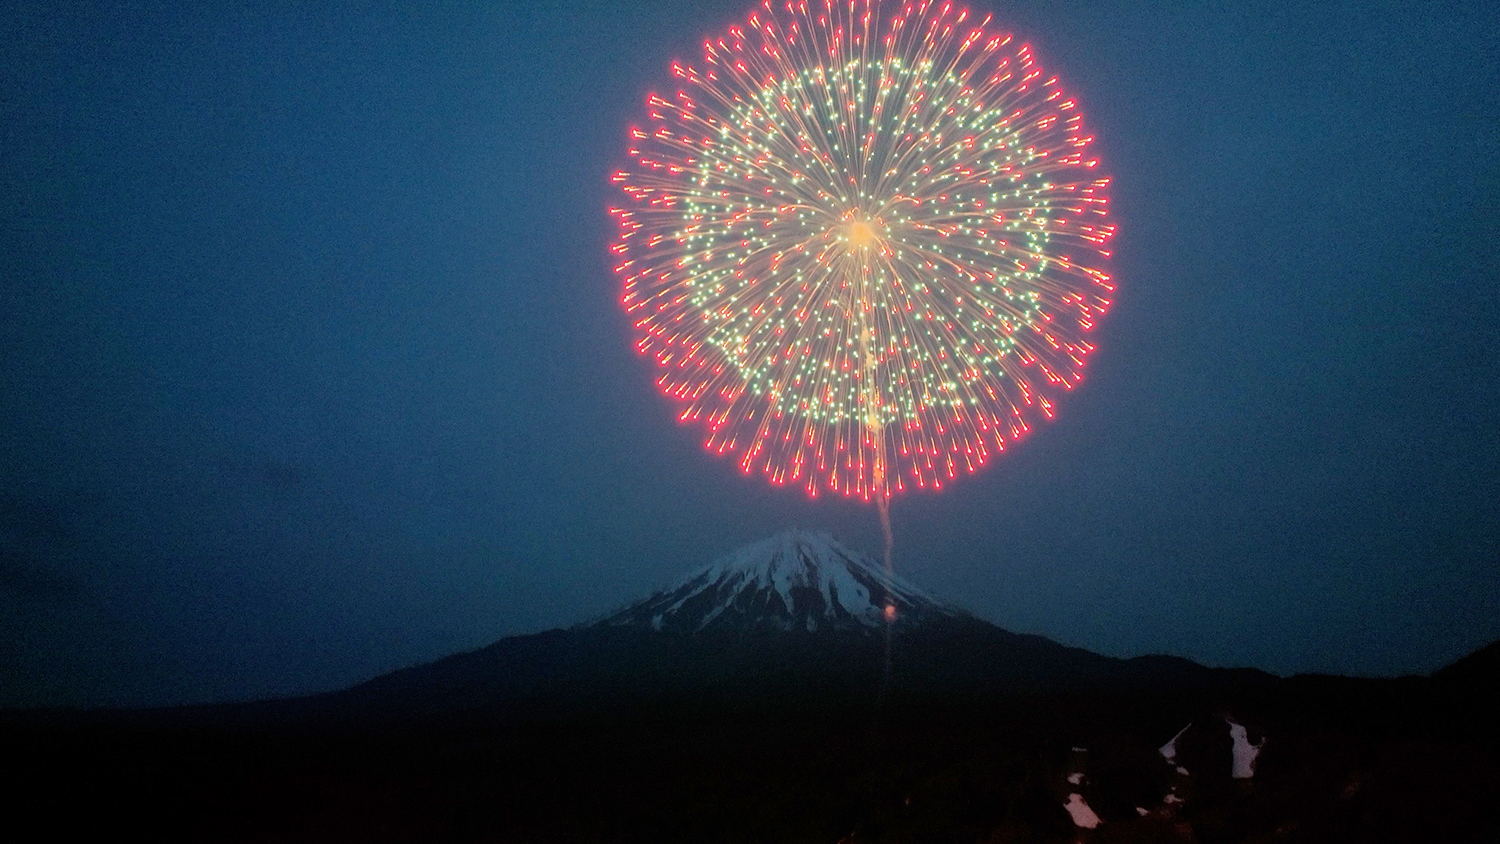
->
[[596, 529, 956, 634]]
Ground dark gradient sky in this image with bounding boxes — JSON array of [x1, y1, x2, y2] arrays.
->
[[3, 0, 1497, 708]]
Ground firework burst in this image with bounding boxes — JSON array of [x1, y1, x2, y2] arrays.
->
[[611, 0, 1115, 501]]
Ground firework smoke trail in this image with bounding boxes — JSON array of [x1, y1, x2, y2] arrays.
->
[[612, 0, 1114, 585]]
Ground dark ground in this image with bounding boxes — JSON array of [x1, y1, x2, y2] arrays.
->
[[4, 652, 1496, 843]]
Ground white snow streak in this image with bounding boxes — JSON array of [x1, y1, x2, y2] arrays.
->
[[1160, 723, 1190, 763], [1064, 793, 1101, 828], [1227, 718, 1264, 779]]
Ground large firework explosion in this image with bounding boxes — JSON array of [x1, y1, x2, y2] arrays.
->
[[611, 0, 1114, 503]]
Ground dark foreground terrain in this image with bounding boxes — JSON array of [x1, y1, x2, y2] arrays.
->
[[4, 640, 1496, 843]]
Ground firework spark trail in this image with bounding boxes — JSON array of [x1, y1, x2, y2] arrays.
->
[[612, 0, 1114, 513]]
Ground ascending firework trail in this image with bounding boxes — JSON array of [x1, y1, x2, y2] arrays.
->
[[612, 0, 1116, 587]]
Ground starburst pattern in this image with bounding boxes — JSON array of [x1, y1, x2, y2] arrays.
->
[[611, 0, 1115, 499]]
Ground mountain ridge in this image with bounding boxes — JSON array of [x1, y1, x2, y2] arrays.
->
[[3, 532, 1493, 843], [594, 529, 957, 634], [320, 530, 1278, 720]]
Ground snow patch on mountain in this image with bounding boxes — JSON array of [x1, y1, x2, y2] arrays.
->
[[1159, 715, 1266, 785], [1064, 793, 1101, 828], [1160, 723, 1190, 764], [596, 530, 957, 634], [1227, 717, 1265, 779]]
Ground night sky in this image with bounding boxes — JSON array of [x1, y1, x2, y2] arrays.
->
[[3, 0, 1497, 709]]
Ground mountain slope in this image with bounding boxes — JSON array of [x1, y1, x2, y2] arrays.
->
[[326, 531, 1271, 718], [597, 530, 955, 633]]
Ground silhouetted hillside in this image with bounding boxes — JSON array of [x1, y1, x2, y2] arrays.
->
[[0, 533, 1492, 842]]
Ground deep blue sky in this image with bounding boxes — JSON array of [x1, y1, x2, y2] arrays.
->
[[3, 0, 1497, 708]]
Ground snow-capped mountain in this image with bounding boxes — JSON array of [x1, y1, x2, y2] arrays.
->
[[596, 530, 958, 634], [331, 530, 1276, 720]]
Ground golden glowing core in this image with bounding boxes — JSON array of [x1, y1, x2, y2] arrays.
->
[[837, 216, 885, 253]]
